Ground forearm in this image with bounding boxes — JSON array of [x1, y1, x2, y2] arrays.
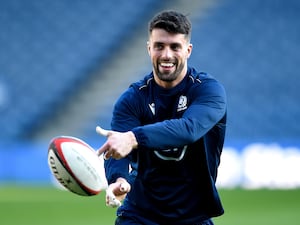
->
[[132, 106, 226, 150]]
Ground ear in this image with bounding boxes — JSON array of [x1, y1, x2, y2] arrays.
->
[[187, 43, 193, 59], [147, 41, 151, 56]]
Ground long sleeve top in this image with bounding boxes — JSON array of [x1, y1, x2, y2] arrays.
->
[[104, 67, 227, 224]]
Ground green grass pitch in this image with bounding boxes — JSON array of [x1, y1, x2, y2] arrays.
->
[[0, 186, 299, 225]]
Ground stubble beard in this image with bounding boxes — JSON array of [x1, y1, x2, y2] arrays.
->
[[154, 60, 185, 83]]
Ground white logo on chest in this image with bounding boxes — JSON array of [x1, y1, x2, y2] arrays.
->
[[177, 95, 187, 112], [154, 145, 188, 161]]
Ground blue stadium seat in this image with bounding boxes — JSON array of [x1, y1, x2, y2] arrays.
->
[[188, 0, 300, 143], [0, 0, 163, 143]]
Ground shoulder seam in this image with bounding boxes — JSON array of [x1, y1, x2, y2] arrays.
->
[[139, 77, 153, 90], [189, 75, 201, 83]]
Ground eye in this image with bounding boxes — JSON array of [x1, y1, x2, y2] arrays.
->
[[171, 43, 181, 51], [154, 43, 164, 50]]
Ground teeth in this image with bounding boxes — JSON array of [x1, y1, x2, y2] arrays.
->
[[160, 63, 174, 67]]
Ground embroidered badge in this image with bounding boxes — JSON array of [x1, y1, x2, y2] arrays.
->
[[177, 95, 187, 112]]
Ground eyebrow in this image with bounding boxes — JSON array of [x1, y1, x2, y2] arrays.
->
[[153, 41, 182, 46]]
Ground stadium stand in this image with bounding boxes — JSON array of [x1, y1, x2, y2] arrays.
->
[[1, 0, 300, 187], [0, 0, 299, 146], [0, 0, 167, 143], [188, 0, 300, 144]]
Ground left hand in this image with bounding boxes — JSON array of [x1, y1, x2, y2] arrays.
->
[[96, 126, 138, 160], [105, 177, 131, 207]]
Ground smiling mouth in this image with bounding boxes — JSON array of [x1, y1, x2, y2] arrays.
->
[[160, 62, 175, 68]]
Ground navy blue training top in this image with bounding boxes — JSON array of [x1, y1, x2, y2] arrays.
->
[[104, 67, 227, 224]]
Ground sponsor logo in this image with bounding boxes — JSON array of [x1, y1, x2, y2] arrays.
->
[[154, 145, 188, 161], [148, 103, 155, 115]]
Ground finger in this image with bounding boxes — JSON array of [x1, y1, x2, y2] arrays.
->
[[106, 189, 121, 208], [97, 141, 110, 156], [103, 150, 112, 160], [96, 126, 111, 137]]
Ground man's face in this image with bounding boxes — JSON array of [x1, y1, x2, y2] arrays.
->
[[148, 28, 192, 88]]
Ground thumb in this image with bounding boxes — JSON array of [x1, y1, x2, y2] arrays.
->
[[96, 126, 111, 137]]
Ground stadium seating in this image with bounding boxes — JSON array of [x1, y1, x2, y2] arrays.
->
[[1, 0, 300, 187], [188, 0, 300, 144], [0, 0, 164, 142], [0, 0, 299, 145]]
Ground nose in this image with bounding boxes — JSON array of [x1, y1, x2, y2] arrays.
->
[[161, 47, 172, 59]]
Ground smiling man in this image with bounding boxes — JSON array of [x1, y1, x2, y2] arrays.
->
[[97, 10, 227, 225], [148, 26, 192, 88]]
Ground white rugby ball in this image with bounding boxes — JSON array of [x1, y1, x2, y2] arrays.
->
[[47, 136, 108, 196]]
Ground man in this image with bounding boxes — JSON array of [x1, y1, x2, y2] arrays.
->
[[97, 10, 227, 225]]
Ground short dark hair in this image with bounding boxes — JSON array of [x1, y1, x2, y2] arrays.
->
[[148, 10, 192, 41]]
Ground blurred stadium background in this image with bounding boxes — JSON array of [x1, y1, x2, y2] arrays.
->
[[0, 0, 300, 217], [1, 0, 300, 224]]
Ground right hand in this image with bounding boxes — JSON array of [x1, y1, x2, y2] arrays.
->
[[96, 126, 138, 160], [105, 177, 131, 208]]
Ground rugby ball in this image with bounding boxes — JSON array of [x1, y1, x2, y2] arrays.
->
[[47, 136, 108, 196]]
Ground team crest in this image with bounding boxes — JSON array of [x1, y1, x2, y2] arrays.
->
[[177, 95, 187, 112]]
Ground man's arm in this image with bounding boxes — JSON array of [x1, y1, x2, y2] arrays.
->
[[132, 79, 226, 150], [98, 78, 226, 160], [96, 87, 142, 207]]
